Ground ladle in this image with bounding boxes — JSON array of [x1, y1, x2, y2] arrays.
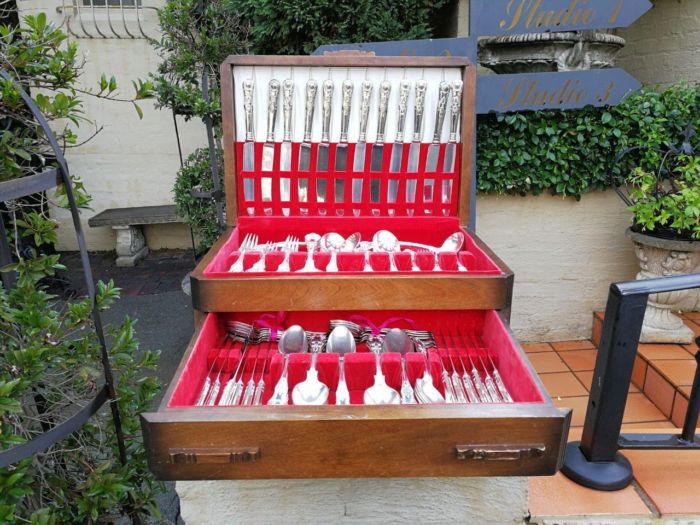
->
[[291, 335, 330, 405], [268, 325, 307, 405], [326, 325, 356, 405]]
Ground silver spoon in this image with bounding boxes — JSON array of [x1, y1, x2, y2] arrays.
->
[[268, 325, 307, 405], [358, 241, 373, 272], [327, 325, 355, 405], [372, 230, 401, 272], [291, 334, 330, 405], [300, 233, 321, 272], [320, 232, 345, 272], [384, 328, 416, 404], [363, 335, 400, 405], [414, 340, 445, 404]]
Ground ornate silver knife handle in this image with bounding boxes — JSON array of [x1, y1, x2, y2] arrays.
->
[[339, 80, 353, 142], [243, 79, 255, 141], [395, 80, 411, 142], [449, 80, 464, 142], [266, 79, 281, 142], [412, 80, 427, 142], [432, 81, 451, 143], [358, 80, 373, 142], [321, 79, 334, 142], [302, 79, 318, 142], [282, 79, 294, 141], [376, 80, 392, 143]]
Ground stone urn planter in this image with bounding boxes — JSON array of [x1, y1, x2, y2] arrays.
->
[[478, 31, 626, 74], [627, 228, 700, 344]]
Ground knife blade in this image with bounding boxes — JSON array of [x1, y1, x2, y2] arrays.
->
[[370, 80, 391, 172], [316, 79, 334, 172], [443, 80, 463, 173], [425, 81, 450, 173], [298, 79, 318, 171], [242, 79, 255, 174], [406, 80, 427, 173], [280, 79, 294, 172], [334, 80, 353, 173], [261, 79, 281, 172], [352, 80, 373, 173]]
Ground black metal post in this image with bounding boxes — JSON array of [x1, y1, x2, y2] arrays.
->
[[0, 215, 16, 290], [563, 273, 700, 491], [682, 350, 700, 443]]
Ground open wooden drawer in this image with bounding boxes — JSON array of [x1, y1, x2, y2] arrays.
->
[[141, 310, 571, 480]]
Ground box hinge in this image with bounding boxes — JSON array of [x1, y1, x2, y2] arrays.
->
[[455, 444, 546, 461]]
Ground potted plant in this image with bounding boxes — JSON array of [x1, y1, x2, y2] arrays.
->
[[616, 124, 700, 343]]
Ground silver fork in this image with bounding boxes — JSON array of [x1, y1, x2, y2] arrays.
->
[[247, 241, 274, 272], [229, 234, 258, 272], [277, 236, 299, 272]]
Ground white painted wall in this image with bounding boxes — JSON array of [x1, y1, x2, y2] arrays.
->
[[477, 191, 639, 342], [617, 0, 700, 85], [18, 0, 205, 251], [177, 477, 528, 525]]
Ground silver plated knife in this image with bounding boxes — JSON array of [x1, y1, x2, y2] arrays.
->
[[425, 81, 450, 173], [280, 79, 294, 172], [388, 80, 411, 206], [443, 80, 463, 173], [370, 80, 392, 172], [406, 80, 427, 173], [316, 79, 334, 172], [261, 79, 281, 171], [298, 79, 318, 172], [242, 79, 255, 201], [334, 80, 353, 173], [352, 80, 373, 173]]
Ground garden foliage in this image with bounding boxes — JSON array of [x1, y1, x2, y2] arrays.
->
[[1, 12, 160, 523]]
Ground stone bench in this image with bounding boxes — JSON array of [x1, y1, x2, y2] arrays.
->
[[88, 205, 184, 266]]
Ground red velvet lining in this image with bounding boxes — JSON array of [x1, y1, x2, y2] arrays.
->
[[236, 142, 460, 218], [168, 310, 546, 407], [203, 218, 502, 277]]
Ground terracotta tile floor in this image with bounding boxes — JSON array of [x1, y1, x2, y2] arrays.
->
[[525, 319, 700, 522]]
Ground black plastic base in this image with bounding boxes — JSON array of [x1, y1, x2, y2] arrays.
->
[[561, 442, 633, 491]]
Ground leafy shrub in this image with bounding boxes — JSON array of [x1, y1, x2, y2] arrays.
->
[[237, 0, 449, 55], [477, 83, 700, 199], [1, 13, 160, 523], [173, 147, 224, 251]]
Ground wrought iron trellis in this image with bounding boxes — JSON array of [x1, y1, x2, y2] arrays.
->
[[0, 70, 131, 500]]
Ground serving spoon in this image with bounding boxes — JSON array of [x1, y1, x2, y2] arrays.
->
[[268, 325, 307, 405], [291, 334, 330, 405], [326, 325, 355, 405]]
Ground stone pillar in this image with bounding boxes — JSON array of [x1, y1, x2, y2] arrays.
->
[[113, 225, 148, 267], [177, 477, 528, 524]]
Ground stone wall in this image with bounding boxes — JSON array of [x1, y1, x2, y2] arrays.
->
[[617, 0, 700, 85]]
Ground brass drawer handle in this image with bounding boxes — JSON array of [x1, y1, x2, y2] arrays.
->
[[169, 447, 260, 465], [455, 444, 545, 461]]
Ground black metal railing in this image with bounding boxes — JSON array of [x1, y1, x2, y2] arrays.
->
[[562, 273, 700, 491]]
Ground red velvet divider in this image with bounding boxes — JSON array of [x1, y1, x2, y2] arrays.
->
[[235, 142, 460, 218], [167, 310, 546, 407], [203, 217, 503, 277]]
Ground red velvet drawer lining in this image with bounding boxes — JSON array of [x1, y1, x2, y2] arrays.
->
[[168, 310, 545, 407]]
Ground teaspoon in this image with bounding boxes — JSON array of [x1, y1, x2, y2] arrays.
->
[[363, 336, 400, 405], [291, 335, 330, 405], [384, 328, 416, 404], [326, 325, 355, 405], [268, 325, 307, 405]]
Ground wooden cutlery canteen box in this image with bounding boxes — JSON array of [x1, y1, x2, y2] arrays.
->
[[141, 55, 571, 480]]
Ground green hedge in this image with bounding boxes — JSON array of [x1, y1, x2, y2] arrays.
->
[[477, 83, 700, 199]]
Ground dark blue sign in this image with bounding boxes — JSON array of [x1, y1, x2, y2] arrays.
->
[[313, 37, 477, 62], [471, 0, 653, 36], [476, 69, 641, 113]]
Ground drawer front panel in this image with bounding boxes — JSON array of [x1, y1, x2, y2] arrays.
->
[[142, 407, 570, 479]]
